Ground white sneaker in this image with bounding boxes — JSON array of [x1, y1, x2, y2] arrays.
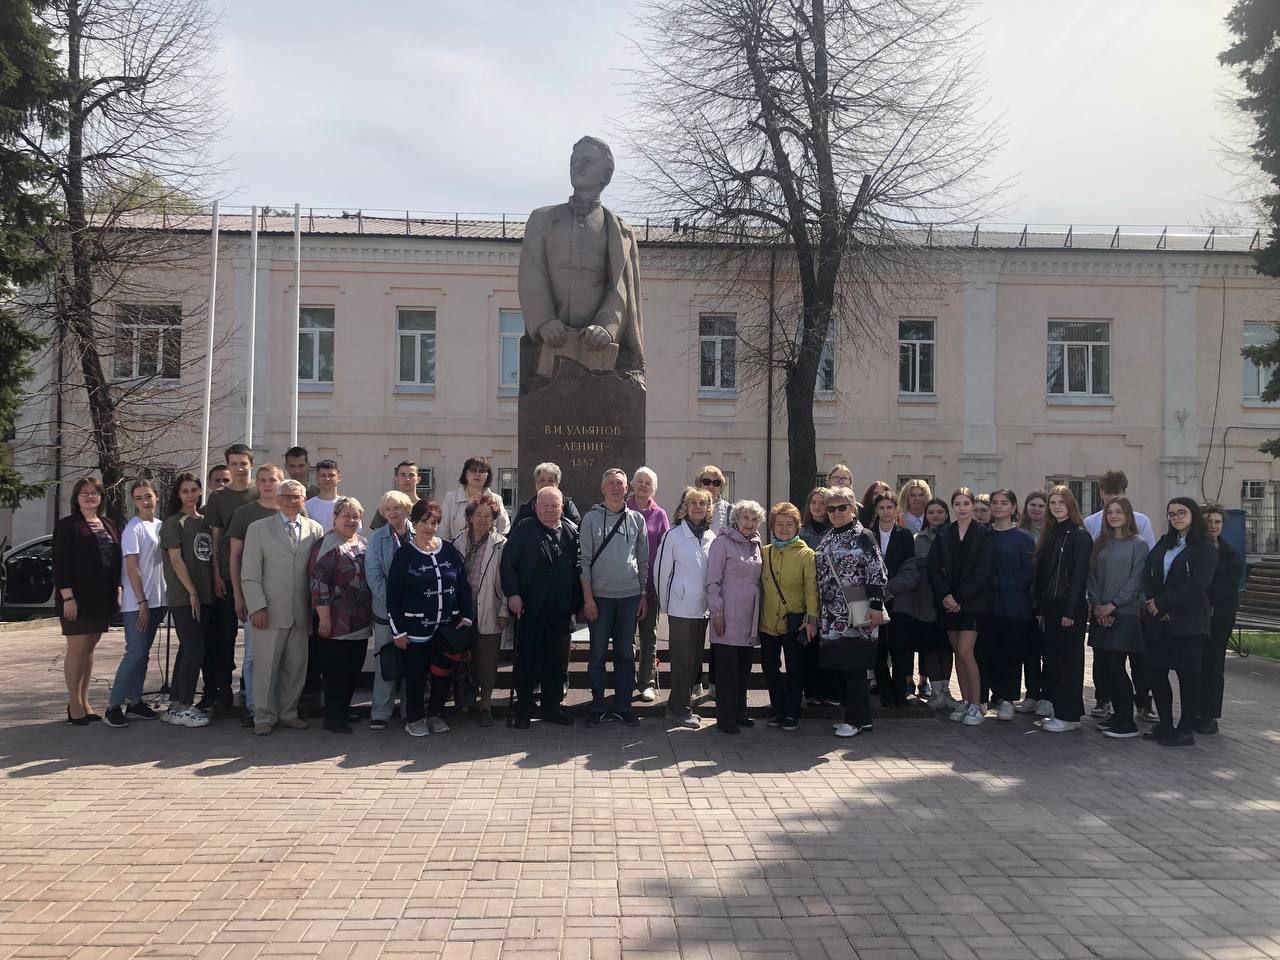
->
[[1035, 699, 1054, 717], [1014, 697, 1038, 713], [405, 719, 431, 737], [962, 704, 985, 726], [1040, 718, 1081, 733], [948, 702, 969, 722], [833, 723, 859, 738], [161, 707, 180, 725], [640, 686, 657, 703], [174, 707, 209, 728], [996, 701, 1015, 721], [426, 717, 450, 734]]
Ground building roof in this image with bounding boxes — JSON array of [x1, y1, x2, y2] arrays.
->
[[125, 209, 1264, 254]]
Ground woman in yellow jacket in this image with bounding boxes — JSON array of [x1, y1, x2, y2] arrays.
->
[[759, 502, 820, 730]]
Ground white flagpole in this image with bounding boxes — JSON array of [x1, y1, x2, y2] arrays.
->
[[199, 200, 220, 490], [244, 205, 259, 443], [291, 202, 301, 446]]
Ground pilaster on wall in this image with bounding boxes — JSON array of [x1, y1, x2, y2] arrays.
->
[[1162, 279, 1201, 500], [961, 272, 1001, 487]]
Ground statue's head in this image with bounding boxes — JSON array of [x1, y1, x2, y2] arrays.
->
[[570, 136, 614, 193]]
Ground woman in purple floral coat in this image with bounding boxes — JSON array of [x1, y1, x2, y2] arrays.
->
[[815, 486, 888, 739]]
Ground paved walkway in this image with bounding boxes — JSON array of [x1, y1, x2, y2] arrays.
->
[[1, 622, 1279, 960]]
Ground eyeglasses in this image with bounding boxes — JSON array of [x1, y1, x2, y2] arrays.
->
[[700, 478, 722, 487], [827, 503, 852, 513], [1167, 509, 1191, 519]]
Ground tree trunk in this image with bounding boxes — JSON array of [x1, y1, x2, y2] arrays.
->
[[63, 1, 125, 525], [785, 352, 819, 508]]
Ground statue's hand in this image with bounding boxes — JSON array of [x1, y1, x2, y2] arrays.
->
[[582, 325, 613, 350], [539, 318, 571, 347]]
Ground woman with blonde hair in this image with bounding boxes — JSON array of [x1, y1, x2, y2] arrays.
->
[[759, 501, 818, 729], [897, 478, 933, 533], [706, 499, 765, 734], [694, 464, 731, 535]]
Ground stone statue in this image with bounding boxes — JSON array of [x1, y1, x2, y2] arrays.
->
[[518, 136, 645, 387]]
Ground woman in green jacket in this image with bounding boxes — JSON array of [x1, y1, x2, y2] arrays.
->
[[759, 502, 820, 729]]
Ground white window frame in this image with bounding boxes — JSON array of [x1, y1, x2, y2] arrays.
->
[[497, 467, 518, 512], [1046, 476, 1101, 516], [298, 306, 335, 384], [114, 304, 182, 381], [898, 318, 935, 395], [396, 308, 437, 387], [698, 314, 736, 394], [499, 309, 522, 393], [415, 467, 436, 501], [1243, 323, 1277, 401], [1047, 320, 1110, 397]]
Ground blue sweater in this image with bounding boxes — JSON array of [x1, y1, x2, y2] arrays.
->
[[990, 527, 1035, 620], [386, 539, 472, 642]]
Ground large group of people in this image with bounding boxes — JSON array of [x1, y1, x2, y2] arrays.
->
[[52, 450, 1244, 746]]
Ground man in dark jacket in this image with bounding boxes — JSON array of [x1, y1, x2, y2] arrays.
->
[[500, 486, 582, 728], [1200, 505, 1245, 734], [512, 462, 583, 529]]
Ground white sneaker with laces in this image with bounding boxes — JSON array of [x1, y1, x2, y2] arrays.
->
[[427, 717, 450, 734], [175, 707, 209, 728], [640, 686, 657, 703], [1040, 717, 1081, 732], [1035, 699, 1054, 717], [405, 719, 431, 737], [962, 704, 985, 726], [996, 701, 1015, 721], [1014, 697, 1038, 713], [833, 723, 859, 738], [948, 702, 969, 722]]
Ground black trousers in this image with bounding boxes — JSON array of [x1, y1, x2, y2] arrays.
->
[[1200, 606, 1237, 721], [873, 619, 913, 707], [202, 592, 239, 702], [843, 669, 872, 727], [1096, 648, 1136, 727], [320, 636, 368, 727], [760, 631, 805, 720], [1151, 667, 1200, 733], [172, 603, 210, 705], [1021, 619, 1044, 701], [803, 634, 844, 701], [515, 611, 570, 719], [402, 642, 453, 723], [1042, 614, 1087, 722], [982, 616, 1032, 705], [712, 643, 753, 729]]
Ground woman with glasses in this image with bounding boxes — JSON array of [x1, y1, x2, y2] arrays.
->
[[1141, 498, 1217, 746], [1031, 485, 1093, 732], [799, 486, 840, 705], [927, 487, 993, 726], [815, 487, 887, 738], [440, 455, 510, 543], [705, 499, 764, 734], [695, 464, 731, 535]]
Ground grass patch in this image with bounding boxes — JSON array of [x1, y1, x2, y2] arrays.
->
[[1239, 631, 1280, 660]]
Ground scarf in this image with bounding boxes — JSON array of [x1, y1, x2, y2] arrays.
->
[[686, 517, 710, 537], [772, 535, 800, 549]]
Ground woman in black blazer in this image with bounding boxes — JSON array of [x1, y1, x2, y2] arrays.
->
[[871, 493, 917, 707], [927, 487, 994, 724], [53, 477, 123, 724], [1142, 497, 1218, 746]]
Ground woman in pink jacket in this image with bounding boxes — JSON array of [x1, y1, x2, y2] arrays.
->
[[706, 500, 764, 734]]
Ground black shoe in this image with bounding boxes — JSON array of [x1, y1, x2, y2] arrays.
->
[[1160, 730, 1195, 747], [717, 723, 740, 735], [84, 713, 102, 722], [66, 707, 90, 727], [540, 710, 574, 726], [513, 714, 532, 730], [125, 702, 159, 720], [323, 721, 353, 734], [767, 716, 784, 727], [1196, 719, 1219, 735], [369, 719, 388, 731], [737, 717, 755, 728], [104, 706, 129, 727], [1102, 724, 1140, 739], [1142, 724, 1173, 741], [608, 710, 640, 726], [585, 711, 605, 728], [780, 717, 800, 731], [194, 695, 213, 711]]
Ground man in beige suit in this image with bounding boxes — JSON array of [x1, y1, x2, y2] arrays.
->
[[240, 479, 324, 735]]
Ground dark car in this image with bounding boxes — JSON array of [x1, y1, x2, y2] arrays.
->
[[0, 535, 56, 617]]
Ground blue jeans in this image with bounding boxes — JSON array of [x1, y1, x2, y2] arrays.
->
[[587, 594, 640, 713], [109, 607, 167, 707]]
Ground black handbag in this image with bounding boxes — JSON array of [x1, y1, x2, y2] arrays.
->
[[438, 620, 476, 655], [819, 631, 877, 672], [767, 552, 809, 644], [376, 642, 404, 682]]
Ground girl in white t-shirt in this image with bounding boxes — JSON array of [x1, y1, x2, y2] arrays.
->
[[105, 479, 169, 726]]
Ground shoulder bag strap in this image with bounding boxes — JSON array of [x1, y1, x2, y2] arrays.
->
[[767, 550, 795, 610], [590, 511, 628, 567]]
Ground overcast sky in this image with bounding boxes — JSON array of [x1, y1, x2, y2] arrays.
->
[[214, 0, 1249, 227]]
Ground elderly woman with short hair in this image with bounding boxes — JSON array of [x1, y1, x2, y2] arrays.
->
[[451, 491, 509, 727], [514, 461, 583, 527], [706, 499, 764, 734], [655, 485, 716, 727], [627, 465, 671, 702], [365, 490, 414, 730], [309, 496, 373, 734]]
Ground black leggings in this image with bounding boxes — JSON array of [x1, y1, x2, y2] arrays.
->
[[1151, 667, 1200, 733]]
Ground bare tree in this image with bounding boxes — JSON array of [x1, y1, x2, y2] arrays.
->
[[624, 0, 1002, 504], [15, 0, 226, 523]]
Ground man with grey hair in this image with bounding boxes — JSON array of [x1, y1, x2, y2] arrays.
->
[[579, 467, 648, 726], [239, 479, 323, 735], [513, 461, 582, 528]]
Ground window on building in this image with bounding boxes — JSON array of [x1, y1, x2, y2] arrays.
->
[[114, 304, 182, 380], [397, 308, 436, 386], [499, 310, 522, 391], [1046, 476, 1101, 516], [497, 467, 518, 512], [896, 475, 937, 494], [817, 330, 836, 394], [1242, 479, 1279, 554], [1047, 320, 1110, 396], [699, 314, 736, 391], [898, 319, 935, 394], [1244, 324, 1277, 401], [721, 470, 735, 500], [298, 307, 335, 383], [415, 467, 436, 501]]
